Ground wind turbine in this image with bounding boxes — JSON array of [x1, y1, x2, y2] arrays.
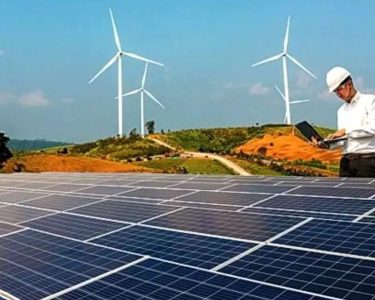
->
[[122, 62, 165, 138], [274, 85, 309, 123], [89, 8, 163, 137], [251, 16, 317, 125]]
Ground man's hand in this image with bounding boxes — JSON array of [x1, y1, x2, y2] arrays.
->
[[311, 136, 329, 149], [326, 129, 346, 140]]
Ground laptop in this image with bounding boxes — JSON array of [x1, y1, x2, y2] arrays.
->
[[295, 121, 347, 145]]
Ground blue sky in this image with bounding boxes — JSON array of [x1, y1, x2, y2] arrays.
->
[[1, 0, 375, 142]]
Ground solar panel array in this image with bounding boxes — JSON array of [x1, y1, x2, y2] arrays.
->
[[0, 172, 374, 300]]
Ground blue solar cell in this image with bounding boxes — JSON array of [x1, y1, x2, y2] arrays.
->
[[127, 180, 180, 188], [145, 208, 304, 241], [274, 219, 375, 257], [241, 207, 357, 221], [0, 205, 52, 224], [254, 194, 374, 215], [23, 213, 129, 240], [55, 258, 323, 300], [222, 184, 295, 194], [171, 190, 270, 206], [170, 200, 241, 211], [92, 225, 255, 268], [167, 182, 232, 190], [69, 200, 181, 223], [0, 229, 141, 300], [0, 191, 48, 203], [287, 186, 375, 198], [221, 245, 375, 300], [118, 187, 192, 199], [22, 194, 100, 211], [0, 222, 23, 236], [76, 185, 135, 195]]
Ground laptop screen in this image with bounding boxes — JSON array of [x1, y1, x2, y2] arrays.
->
[[295, 121, 323, 142]]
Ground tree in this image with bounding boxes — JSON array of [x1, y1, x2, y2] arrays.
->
[[145, 120, 155, 135], [0, 133, 13, 166], [129, 128, 138, 138]]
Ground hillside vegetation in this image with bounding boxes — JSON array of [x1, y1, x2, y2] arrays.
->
[[69, 136, 172, 161], [154, 124, 291, 153], [6, 124, 340, 176]]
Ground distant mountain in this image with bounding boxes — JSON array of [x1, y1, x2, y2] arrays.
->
[[8, 139, 71, 152]]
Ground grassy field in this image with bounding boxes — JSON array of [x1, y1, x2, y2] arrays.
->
[[134, 157, 235, 175]]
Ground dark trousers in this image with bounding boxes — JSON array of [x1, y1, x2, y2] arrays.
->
[[340, 155, 375, 177]]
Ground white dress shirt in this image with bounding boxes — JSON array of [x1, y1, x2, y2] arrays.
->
[[335, 92, 375, 154]]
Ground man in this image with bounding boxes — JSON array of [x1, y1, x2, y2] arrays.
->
[[320, 66, 375, 177]]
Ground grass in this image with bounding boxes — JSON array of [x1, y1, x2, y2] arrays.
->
[[229, 157, 284, 176], [134, 157, 235, 175]]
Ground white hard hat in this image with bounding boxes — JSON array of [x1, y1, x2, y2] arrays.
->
[[326, 66, 351, 93]]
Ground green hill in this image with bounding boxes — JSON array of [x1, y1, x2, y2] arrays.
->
[[8, 139, 71, 152]]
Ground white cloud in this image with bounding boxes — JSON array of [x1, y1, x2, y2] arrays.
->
[[18, 90, 49, 107], [248, 83, 270, 95], [0, 91, 15, 105], [0, 49, 4, 55], [354, 75, 375, 94], [296, 70, 313, 88]]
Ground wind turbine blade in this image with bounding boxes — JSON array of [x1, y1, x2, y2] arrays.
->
[[123, 88, 142, 97], [109, 8, 122, 51], [290, 99, 309, 104], [251, 53, 283, 67], [287, 54, 317, 79], [144, 89, 165, 109], [141, 63, 149, 88], [274, 85, 286, 101], [89, 53, 118, 84], [123, 52, 164, 66], [283, 16, 290, 53]]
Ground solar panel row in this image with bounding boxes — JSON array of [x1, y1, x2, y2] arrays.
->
[[0, 172, 374, 300]]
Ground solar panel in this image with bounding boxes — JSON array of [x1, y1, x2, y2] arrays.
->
[[54, 258, 324, 300], [21, 194, 101, 211], [254, 194, 375, 215], [0, 205, 53, 224], [241, 207, 357, 221], [0, 222, 23, 236], [220, 245, 375, 300], [169, 190, 270, 206], [222, 184, 296, 194], [0, 191, 48, 204], [287, 186, 375, 198], [145, 208, 304, 241], [75, 185, 135, 195], [274, 219, 375, 257], [22, 213, 129, 240], [117, 187, 193, 200], [0, 229, 141, 300], [0, 172, 374, 300], [92, 225, 255, 268], [69, 200, 181, 223]]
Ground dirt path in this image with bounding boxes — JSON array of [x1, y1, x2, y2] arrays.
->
[[147, 137, 252, 176]]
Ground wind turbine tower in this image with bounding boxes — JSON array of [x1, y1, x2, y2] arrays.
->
[[251, 16, 317, 124], [89, 8, 163, 137], [122, 62, 165, 138]]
